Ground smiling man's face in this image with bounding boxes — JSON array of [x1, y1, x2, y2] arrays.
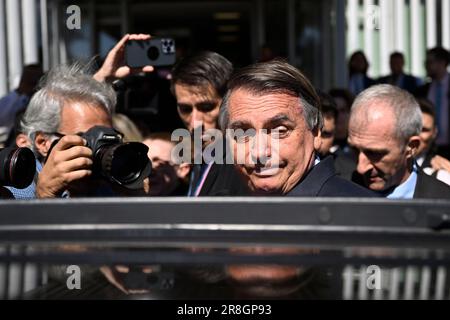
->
[[227, 89, 320, 195]]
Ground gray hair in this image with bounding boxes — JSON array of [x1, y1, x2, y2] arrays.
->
[[219, 59, 323, 131], [20, 63, 116, 150], [350, 84, 422, 143]]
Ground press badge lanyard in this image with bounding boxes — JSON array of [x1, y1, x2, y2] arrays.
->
[[187, 162, 214, 197]]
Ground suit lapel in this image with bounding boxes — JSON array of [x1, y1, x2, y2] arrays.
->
[[198, 163, 219, 196], [288, 157, 336, 196]]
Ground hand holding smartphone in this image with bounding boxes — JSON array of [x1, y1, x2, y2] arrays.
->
[[125, 38, 176, 68]]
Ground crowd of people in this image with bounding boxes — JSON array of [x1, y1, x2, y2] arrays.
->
[[1, 34, 449, 200], [1, 33, 450, 298]]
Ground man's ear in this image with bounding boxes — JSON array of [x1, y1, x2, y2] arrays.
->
[[313, 126, 322, 151], [34, 132, 53, 158], [15, 133, 31, 148], [406, 136, 421, 158], [432, 126, 438, 140], [176, 163, 191, 182]]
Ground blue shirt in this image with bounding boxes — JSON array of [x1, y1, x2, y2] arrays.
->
[[386, 166, 418, 200], [6, 159, 42, 199], [349, 74, 365, 96]]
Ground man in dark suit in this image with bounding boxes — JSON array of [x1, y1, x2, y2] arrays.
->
[[414, 98, 450, 185], [348, 51, 376, 96], [316, 91, 358, 181], [348, 84, 450, 199], [170, 51, 248, 196], [378, 52, 422, 94], [415, 47, 450, 159], [414, 171, 450, 198], [218, 59, 374, 197]]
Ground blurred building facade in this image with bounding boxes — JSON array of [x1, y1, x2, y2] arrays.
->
[[346, 0, 450, 79], [0, 0, 449, 97]]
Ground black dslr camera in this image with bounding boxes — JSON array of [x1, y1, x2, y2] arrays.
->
[[0, 147, 36, 189], [81, 126, 151, 190], [49, 126, 151, 190]]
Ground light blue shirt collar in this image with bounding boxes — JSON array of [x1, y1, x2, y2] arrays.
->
[[386, 165, 418, 200]]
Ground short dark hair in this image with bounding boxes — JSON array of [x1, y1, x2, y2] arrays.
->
[[328, 88, 354, 111], [349, 51, 369, 75], [318, 91, 338, 121], [427, 47, 450, 66], [171, 51, 233, 97], [390, 52, 404, 61], [219, 58, 322, 130], [143, 132, 173, 143], [416, 97, 435, 121]]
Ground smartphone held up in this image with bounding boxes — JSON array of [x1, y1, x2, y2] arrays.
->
[[125, 38, 176, 68]]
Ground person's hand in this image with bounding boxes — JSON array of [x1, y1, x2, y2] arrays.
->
[[93, 34, 154, 83], [143, 177, 151, 194], [431, 155, 450, 172], [36, 135, 93, 198]]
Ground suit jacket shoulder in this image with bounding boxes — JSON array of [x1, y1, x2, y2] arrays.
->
[[199, 163, 250, 196], [194, 141, 250, 197], [402, 74, 421, 93], [414, 170, 450, 199], [364, 76, 376, 88], [332, 150, 357, 181], [288, 156, 376, 197]]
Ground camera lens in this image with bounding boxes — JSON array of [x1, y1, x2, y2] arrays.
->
[[97, 142, 151, 189], [147, 46, 160, 61], [0, 147, 36, 188]]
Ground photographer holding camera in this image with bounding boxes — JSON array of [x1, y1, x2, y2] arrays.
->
[[19, 63, 115, 198], [18, 60, 150, 199]]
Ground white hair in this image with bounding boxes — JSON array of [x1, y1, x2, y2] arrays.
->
[[20, 63, 116, 152], [350, 84, 422, 143]]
